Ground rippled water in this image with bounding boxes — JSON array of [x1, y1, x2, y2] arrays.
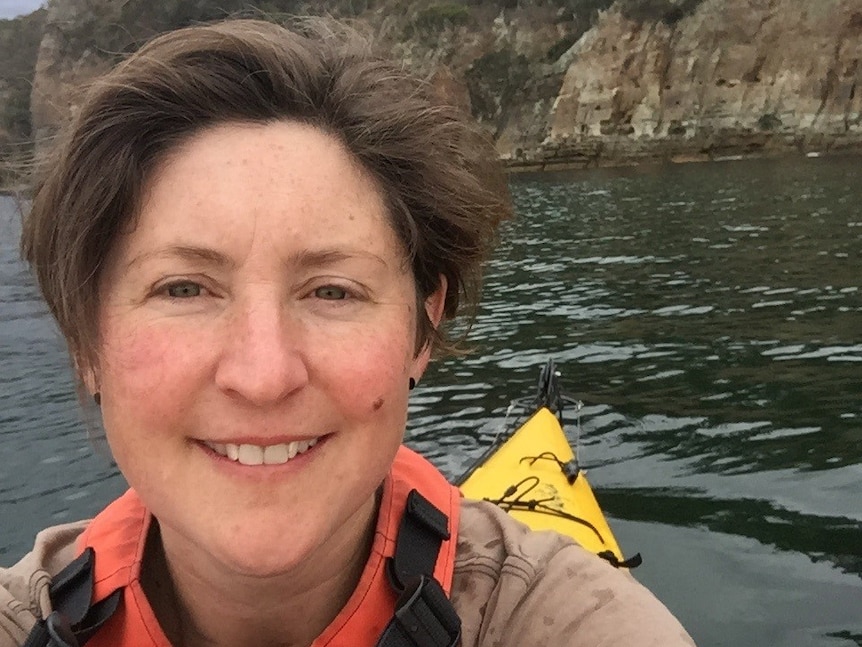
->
[[2, 157, 861, 646]]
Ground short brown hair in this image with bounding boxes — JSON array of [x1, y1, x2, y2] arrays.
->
[[21, 17, 511, 375]]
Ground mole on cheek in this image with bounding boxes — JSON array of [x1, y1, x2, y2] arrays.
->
[[372, 397, 384, 411]]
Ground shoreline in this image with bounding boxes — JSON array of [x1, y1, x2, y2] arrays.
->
[[3, 145, 862, 193], [504, 149, 840, 174], [504, 137, 862, 174]]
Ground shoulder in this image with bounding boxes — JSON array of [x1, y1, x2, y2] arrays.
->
[[0, 521, 89, 647], [451, 499, 695, 647]]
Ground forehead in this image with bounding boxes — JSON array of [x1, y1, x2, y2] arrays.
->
[[114, 120, 404, 265], [151, 120, 384, 216]]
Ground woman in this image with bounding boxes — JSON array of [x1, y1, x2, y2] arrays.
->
[[0, 18, 695, 647]]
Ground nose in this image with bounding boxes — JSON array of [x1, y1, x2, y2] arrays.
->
[[214, 298, 309, 406]]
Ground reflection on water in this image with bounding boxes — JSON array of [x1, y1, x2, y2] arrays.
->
[[2, 157, 861, 646]]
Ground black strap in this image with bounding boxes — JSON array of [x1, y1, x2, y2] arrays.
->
[[23, 548, 122, 647], [485, 477, 607, 545], [377, 489, 461, 647], [387, 490, 450, 592], [597, 550, 643, 569]]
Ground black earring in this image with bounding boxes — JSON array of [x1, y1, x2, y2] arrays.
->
[[408, 378, 416, 391], [93, 392, 101, 406]]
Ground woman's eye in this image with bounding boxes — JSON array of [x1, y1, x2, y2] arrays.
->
[[315, 285, 348, 300], [165, 282, 202, 298]]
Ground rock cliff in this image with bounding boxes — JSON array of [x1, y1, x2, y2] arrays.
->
[[3, 0, 862, 175], [533, 0, 862, 168]]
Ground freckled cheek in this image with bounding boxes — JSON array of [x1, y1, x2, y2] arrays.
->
[[319, 325, 414, 418], [338, 355, 409, 417], [99, 322, 210, 405]]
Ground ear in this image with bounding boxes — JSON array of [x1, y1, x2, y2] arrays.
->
[[424, 274, 447, 329], [76, 353, 100, 397], [410, 275, 447, 377]]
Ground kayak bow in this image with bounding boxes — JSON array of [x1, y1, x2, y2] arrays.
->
[[456, 361, 637, 567]]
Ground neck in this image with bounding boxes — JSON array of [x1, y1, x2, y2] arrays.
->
[[142, 494, 378, 647]]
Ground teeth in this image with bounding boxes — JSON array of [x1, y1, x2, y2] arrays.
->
[[263, 444, 288, 464], [237, 444, 264, 466], [205, 438, 318, 466]]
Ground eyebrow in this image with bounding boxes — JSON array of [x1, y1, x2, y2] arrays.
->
[[125, 245, 234, 271], [292, 248, 392, 269], [126, 245, 391, 271]]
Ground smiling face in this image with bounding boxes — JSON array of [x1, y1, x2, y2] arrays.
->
[[93, 121, 442, 578]]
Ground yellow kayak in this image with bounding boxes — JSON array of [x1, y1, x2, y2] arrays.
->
[[455, 361, 638, 568]]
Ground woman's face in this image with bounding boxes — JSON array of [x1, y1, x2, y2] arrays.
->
[[93, 121, 442, 577]]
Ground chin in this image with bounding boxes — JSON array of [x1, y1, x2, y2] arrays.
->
[[213, 530, 313, 578]]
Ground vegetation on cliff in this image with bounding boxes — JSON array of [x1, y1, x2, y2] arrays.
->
[[0, 8, 45, 186], [2, 0, 862, 186]]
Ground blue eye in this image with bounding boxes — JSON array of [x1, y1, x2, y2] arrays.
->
[[166, 282, 202, 298], [315, 285, 348, 300]]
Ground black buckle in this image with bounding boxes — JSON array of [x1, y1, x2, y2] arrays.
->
[[46, 612, 79, 647], [22, 548, 123, 647], [377, 575, 461, 647]]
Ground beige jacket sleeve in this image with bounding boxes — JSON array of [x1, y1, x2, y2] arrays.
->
[[451, 499, 696, 647], [0, 522, 87, 647]]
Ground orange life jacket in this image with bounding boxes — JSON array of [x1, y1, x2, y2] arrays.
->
[[66, 445, 461, 647]]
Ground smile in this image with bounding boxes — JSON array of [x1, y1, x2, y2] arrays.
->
[[202, 439, 319, 466]]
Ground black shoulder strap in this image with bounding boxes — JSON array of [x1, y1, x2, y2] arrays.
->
[[386, 490, 450, 591], [23, 548, 122, 647], [376, 489, 461, 647]]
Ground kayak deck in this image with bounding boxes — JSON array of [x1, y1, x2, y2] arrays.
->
[[457, 407, 625, 563]]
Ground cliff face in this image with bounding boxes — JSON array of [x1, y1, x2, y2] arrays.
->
[[531, 0, 862, 168], [10, 0, 862, 171]]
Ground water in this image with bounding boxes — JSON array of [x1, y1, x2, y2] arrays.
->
[[1, 156, 861, 646]]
